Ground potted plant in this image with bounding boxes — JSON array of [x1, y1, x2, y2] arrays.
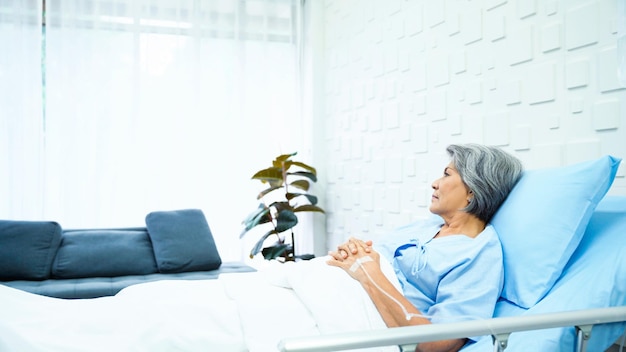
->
[[240, 152, 325, 261]]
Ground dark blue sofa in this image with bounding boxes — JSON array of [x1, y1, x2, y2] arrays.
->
[[0, 209, 255, 299]]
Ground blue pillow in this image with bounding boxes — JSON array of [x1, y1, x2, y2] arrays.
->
[[145, 209, 222, 273], [0, 220, 63, 280], [470, 196, 626, 352], [491, 155, 621, 309], [52, 229, 158, 279]]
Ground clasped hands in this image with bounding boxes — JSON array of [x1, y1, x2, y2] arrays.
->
[[326, 237, 380, 281]]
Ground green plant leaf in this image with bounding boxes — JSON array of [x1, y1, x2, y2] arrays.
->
[[274, 152, 297, 163], [289, 179, 310, 191], [270, 201, 293, 212], [288, 171, 317, 182], [293, 204, 325, 213], [272, 153, 296, 169], [290, 161, 316, 174], [285, 192, 302, 201], [252, 167, 283, 187], [261, 243, 291, 260], [303, 194, 318, 205], [240, 205, 272, 238], [241, 204, 269, 226], [257, 185, 282, 200], [249, 229, 279, 258], [286, 193, 318, 205], [275, 209, 298, 232]]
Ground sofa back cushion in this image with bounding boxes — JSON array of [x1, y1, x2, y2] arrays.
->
[[0, 220, 63, 280], [145, 209, 222, 273], [52, 228, 158, 279]]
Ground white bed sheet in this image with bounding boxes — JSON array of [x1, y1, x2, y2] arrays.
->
[[0, 256, 400, 352], [0, 278, 246, 351]]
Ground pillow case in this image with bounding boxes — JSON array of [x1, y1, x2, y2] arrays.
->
[[52, 229, 158, 279], [0, 220, 63, 280], [491, 155, 621, 309], [145, 209, 222, 273], [468, 196, 626, 352]]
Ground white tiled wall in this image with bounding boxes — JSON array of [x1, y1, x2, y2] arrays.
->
[[313, 0, 626, 250]]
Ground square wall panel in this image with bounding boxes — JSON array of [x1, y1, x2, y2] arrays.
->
[[531, 143, 563, 169], [428, 90, 447, 121], [526, 63, 556, 104], [486, 0, 507, 11], [598, 46, 624, 92], [511, 124, 532, 151], [517, 0, 537, 19], [593, 100, 621, 131], [565, 2, 599, 50], [429, 52, 450, 87], [463, 6, 483, 45], [504, 80, 522, 105], [508, 25, 534, 65], [484, 111, 510, 146], [426, 1, 445, 28], [405, 3, 424, 36], [565, 140, 601, 164], [485, 10, 506, 41], [412, 124, 429, 153], [565, 59, 589, 89], [541, 23, 561, 52]]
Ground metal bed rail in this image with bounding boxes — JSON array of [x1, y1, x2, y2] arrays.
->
[[278, 306, 626, 352]]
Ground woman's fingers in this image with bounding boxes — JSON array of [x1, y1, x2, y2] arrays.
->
[[347, 237, 373, 253], [327, 250, 345, 261], [333, 237, 374, 261], [336, 243, 351, 258]]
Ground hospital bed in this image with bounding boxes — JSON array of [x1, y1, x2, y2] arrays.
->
[[280, 156, 626, 352]]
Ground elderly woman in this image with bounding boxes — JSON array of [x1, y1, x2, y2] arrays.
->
[[328, 144, 524, 352]]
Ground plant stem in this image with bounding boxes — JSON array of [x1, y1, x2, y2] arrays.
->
[[282, 159, 288, 194], [284, 160, 294, 260]]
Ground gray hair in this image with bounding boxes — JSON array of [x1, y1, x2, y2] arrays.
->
[[446, 144, 523, 223]]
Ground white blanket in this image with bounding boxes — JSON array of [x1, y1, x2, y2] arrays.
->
[[0, 257, 401, 352]]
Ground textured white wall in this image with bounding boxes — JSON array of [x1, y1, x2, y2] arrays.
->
[[315, 0, 626, 250]]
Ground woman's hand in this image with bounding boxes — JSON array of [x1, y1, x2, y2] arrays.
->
[[330, 237, 373, 261], [327, 237, 380, 283]]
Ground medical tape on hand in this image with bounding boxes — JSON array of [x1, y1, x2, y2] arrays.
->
[[349, 255, 432, 322], [347, 255, 477, 323], [349, 255, 373, 272]]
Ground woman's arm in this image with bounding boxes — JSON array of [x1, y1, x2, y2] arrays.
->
[[327, 239, 466, 352]]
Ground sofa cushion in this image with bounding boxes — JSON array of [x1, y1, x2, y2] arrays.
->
[[52, 229, 158, 279], [491, 155, 621, 309], [3, 262, 257, 299], [145, 209, 222, 273], [0, 220, 63, 280]]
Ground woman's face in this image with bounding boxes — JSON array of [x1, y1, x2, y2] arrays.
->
[[429, 162, 472, 216]]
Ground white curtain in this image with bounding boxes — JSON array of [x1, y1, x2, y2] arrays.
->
[[1, 0, 306, 261], [0, 1, 45, 219]]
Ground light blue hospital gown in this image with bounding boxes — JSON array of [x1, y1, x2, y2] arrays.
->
[[375, 215, 504, 343]]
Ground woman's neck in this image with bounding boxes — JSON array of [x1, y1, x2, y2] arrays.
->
[[436, 212, 486, 238]]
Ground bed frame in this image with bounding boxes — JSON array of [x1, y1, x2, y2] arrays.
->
[[278, 306, 626, 352]]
